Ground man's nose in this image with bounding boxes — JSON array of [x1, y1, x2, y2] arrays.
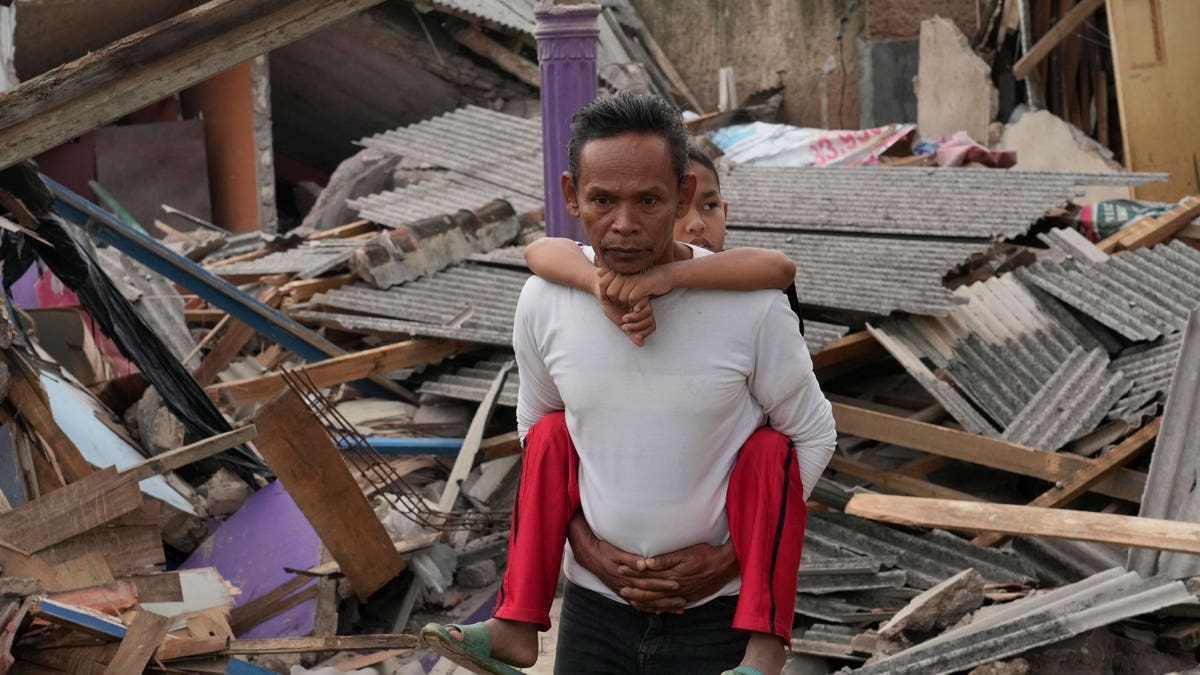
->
[[610, 204, 639, 235]]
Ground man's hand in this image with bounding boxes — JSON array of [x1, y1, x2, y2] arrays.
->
[[567, 512, 678, 601], [596, 269, 658, 347], [617, 541, 739, 612], [567, 511, 739, 614]]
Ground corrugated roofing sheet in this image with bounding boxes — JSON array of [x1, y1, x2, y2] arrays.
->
[[849, 568, 1196, 675], [212, 241, 359, 279], [1109, 332, 1183, 424], [1017, 240, 1200, 342], [726, 230, 983, 316], [1001, 347, 1130, 451], [794, 623, 870, 662], [429, 0, 536, 34], [1129, 308, 1200, 580], [794, 594, 898, 625], [807, 512, 1037, 590], [721, 166, 1165, 239], [348, 174, 542, 229]]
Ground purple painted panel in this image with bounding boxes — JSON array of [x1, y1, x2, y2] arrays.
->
[[9, 266, 38, 309], [182, 480, 322, 638], [535, 2, 600, 242]]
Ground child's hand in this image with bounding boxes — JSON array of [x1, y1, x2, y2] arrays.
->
[[602, 266, 673, 307], [597, 269, 657, 347]]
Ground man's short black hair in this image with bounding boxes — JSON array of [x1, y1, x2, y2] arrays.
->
[[567, 91, 690, 187], [686, 144, 720, 191]]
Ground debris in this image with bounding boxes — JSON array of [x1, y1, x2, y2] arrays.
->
[[998, 110, 1131, 204], [878, 568, 985, 640], [914, 17, 997, 145]]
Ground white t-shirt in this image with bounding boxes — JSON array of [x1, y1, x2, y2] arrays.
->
[[513, 246, 837, 605]]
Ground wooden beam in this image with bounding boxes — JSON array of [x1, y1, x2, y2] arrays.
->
[[812, 331, 884, 373], [119, 426, 257, 483], [0, 467, 140, 554], [253, 389, 405, 599], [973, 417, 1160, 547], [452, 25, 540, 89], [0, 351, 94, 484], [1012, 0, 1105, 80], [0, 0, 389, 169], [231, 634, 418, 655], [826, 454, 984, 502], [481, 431, 521, 460], [831, 403, 1145, 502], [103, 609, 172, 675], [279, 273, 355, 302], [193, 287, 281, 386], [297, 532, 440, 577], [208, 338, 475, 405], [1097, 195, 1200, 252], [846, 494, 1200, 555]]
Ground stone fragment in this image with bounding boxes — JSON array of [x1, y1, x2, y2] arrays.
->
[[878, 568, 985, 639], [457, 560, 498, 589], [968, 659, 1031, 675]]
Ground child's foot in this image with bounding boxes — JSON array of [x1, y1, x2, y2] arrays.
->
[[445, 618, 539, 667], [735, 632, 786, 675]]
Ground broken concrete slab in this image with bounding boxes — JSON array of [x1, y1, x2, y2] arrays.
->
[[201, 467, 254, 517], [998, 109, 1132, 204], [299, 147, 400, 235], [126, 386, 186, 457], [878, 567, 984, 639], [914, 16, 998, 143]]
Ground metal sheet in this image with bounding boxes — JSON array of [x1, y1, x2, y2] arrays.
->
[[349, 173, 542, 229]]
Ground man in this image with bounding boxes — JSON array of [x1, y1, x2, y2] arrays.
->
[[426, 92, 836, 674]]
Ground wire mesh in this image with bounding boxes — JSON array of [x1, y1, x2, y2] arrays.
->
[[280, 368, 510, 534]]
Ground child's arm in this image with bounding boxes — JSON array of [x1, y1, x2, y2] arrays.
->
[[603, 248, 797, 306], [523, 237, 596, 292], [525, 237, 656, 346]]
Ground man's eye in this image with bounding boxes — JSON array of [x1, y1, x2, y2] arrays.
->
[[594, 196, 612, 206], [641, 197, 659, 206]]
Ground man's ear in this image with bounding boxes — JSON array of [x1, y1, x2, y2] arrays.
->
[[675, 172, 697, 218], [561, 172, 581, 218]]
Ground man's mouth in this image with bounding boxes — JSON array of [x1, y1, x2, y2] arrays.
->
[[687, 237, 714, 251]]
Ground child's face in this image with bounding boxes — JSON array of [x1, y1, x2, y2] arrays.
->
[[673, 162, 728, 251]]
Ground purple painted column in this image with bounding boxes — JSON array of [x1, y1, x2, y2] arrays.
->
[[535, 2, 600, 242]]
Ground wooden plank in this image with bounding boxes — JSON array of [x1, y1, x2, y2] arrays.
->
[[194, 287, 281, 386], [811, 331, 884, 373], [210, 339, 475, 405], [439, 363, 513, 513], [1014, 0, 1105, 80], [846, 494, 1200, 554], [306, 220, 374, 241], [50, 553, 114, 592], [296, 532, 440, 578], [826, 455, 984, 502], [452, 25, 539, 88], [227, 634, 418, 654], [831, 403, 1145, 502], [37, 502, 164, 573], [0, 578, 41, 596], [0, 351, 94, 484], [231, 583, 318, 636], [252, 389, 404, 599], [119, 425, 257, 483], [103, 609, 172, 675], [0, 467, 140, 553], [1098, 195, 1200, 252], [0, 540, 62, 590], [122, 572, 184, 603], [481, 431, 521, 460], [1107, 0, 1200, 201], [893, 454, 952, 477], [973, 417, 1160, 547], [0, 0, 389, 170], [279, 273, 354, 302], [50, 580, 140, 615]]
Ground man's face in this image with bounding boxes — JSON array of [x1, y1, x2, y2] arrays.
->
[[562, 132, 695, 275], [673, 161, 728, 251]]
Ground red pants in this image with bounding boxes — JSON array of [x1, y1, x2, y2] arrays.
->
[[493, 412, 806, 643]]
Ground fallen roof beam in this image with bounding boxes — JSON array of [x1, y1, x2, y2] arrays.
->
[[826, 454, 984, 503], [119, 426, 258, 483], [1097, 195, 1200, 253], [973, 417, 1160, 548], [48, 178, 413, 403], [1012, 0, 1105, 80], [207, 339, 475, 405], [831, 403, 1145, 502], [846, 494, 1200, 555], [0, 0, 388, 169]]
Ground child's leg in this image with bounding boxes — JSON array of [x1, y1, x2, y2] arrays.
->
[[726, 428, 806, 671], [493, 411, 581, 629]]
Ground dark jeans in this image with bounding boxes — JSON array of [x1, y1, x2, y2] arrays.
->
[[554, 582, 749, 675]]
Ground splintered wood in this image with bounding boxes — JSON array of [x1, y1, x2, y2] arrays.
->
[[252, 387, 404, 599]]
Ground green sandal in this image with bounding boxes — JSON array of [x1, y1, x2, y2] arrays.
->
[[721, 667, 764, 675], [420, 622, 526, 675]]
